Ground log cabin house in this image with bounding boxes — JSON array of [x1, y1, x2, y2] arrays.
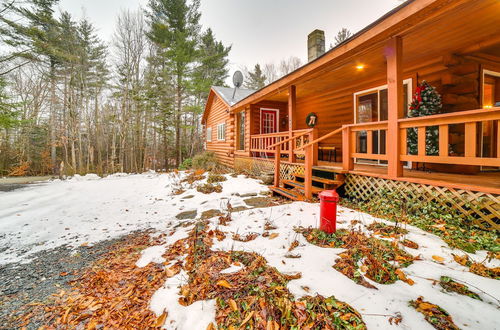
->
[[202, 0, 500, 229]]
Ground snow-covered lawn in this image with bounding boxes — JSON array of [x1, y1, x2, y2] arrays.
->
[[1, 172, 498, 329]]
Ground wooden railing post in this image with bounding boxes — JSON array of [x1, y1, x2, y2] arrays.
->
[[386, 36, 404, 178], [304, 145, 313, 200], [342, 126, 353, 171], [311, 128, 318, 166], [288, 85, 297, 163], [274, 144, 281, 187]]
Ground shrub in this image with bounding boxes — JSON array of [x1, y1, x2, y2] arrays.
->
[[207, 173, 226, 183], [179, 158, 192, 170], [192, 151, 219, 171]]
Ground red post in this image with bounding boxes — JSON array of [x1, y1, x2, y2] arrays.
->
[[319, 190, 339, 233]]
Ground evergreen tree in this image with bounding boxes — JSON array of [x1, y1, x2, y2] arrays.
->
[[245, 64, 266, 90], [192, 28, 231, 100], [146, 0, 202, 167], [407, 81, 442, 155]]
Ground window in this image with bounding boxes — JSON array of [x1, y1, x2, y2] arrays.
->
[[217, 123, 226, 141], [353, 79, 412, 165], [206, 127, 212, 142], [237, 112, 245, 150]]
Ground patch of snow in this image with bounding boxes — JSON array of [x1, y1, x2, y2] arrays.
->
[[136, 245, 167, 268], [150, 270, 216, 329], [220, 263, 244, 274]]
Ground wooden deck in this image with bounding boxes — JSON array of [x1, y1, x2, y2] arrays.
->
[[314, 161, 500, 195]]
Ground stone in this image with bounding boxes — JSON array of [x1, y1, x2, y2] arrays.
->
[[201, 209, 223, 219], [244, 197, 274, 208], [240, 192, 257, 197], [175, 210, 197, 220]]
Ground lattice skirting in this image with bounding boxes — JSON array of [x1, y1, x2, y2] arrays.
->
[[234, 157, 304, 181], [344, 174, 500, 231]]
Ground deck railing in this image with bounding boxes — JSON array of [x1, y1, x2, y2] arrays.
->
[[250, 129, 313, 155], [340, 107, 500, 170], [398, 107, 500, 167]]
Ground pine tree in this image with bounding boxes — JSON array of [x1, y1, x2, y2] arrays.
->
[[245, 64, 266, 90], [146, 0, 202, 167], [192, 28, 231, 100], [407, 80, 442, 155]]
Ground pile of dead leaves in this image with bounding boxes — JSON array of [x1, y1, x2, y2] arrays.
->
[[182, 169, 205, 184], [409, 296, 459, 330], [401, 238, 419, 249], [177, 222, 366, 329], [367, 222, 408, 236], [452, 253, 500, 279], [197, 183, 223, 194], [232, 232, 259, 242], [439, 276, 482, 300], [296, 226, 416, 288], [44, 232, 189, 329]]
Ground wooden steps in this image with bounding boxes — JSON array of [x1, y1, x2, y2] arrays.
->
[[269, 186, 305, 201], [270, 170, 346, 201], [312, 166, 348, 174], [292, 173, 343, 188], [282, 179, 323, 194]]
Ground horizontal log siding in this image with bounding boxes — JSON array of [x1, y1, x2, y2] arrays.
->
[[205, 96, 234, 167]]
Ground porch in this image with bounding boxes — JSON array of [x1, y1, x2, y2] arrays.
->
[[247, 107, 500, 195]]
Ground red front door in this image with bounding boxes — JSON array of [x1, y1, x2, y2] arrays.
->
[[260, 109, 278, 157], [261, 110, 277, 134]]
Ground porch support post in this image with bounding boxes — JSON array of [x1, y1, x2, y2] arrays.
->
[[386, 36, 404, 178], [342, 126, 354, 171], [274, 144, 281, 187], [288, 85, 296, 163]]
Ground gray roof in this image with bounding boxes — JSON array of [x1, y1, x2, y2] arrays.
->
[[212, 86, 256, 106]]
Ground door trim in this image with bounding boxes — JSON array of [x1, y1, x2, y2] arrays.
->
[[259, 108, 280, 134]]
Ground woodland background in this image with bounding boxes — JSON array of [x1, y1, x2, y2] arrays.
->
[[0, 0, 351, 176]]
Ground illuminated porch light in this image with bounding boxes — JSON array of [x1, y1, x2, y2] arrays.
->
[[356, 64, 365, 71], [484, 104, 492, 109]]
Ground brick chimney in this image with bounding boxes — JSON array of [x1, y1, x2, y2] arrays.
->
[[308, 29, 325, 62]]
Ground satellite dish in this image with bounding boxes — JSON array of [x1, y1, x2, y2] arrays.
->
[[233, 71, 244, 88], [232, 70, 244, 100]]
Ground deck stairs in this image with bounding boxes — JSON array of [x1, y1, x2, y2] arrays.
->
[[270, 166, 346, 201]]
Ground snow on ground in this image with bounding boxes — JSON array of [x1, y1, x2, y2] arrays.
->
[[1, 172, 498, 329], [0, 171, 267, 265]]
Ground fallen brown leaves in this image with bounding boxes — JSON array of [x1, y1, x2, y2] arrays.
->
[[367, 222, 408, 237], [452, 253, 500, 279], [176, 222, 366, 329], [232, 232, 258, 242], [296, 226, 416, 288], [409, 296, 459, 330], [182, 169, 205, 184], [44, 232, 189, 329]]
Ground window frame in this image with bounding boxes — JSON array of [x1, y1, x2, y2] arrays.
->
[[206, 127, 212, 142], [217, 123, 226, 141], [237, 111, 246, 150]]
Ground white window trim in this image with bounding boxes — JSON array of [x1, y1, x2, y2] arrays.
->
[[352, 78, 413, 168], [206, 127, 212, 142], [353, 78, 413, 124], [259, 108, 280, 134], [217, 123, 226, 141]]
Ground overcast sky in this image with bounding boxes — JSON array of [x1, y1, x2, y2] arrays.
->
[[58, 0, 403, 73]]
